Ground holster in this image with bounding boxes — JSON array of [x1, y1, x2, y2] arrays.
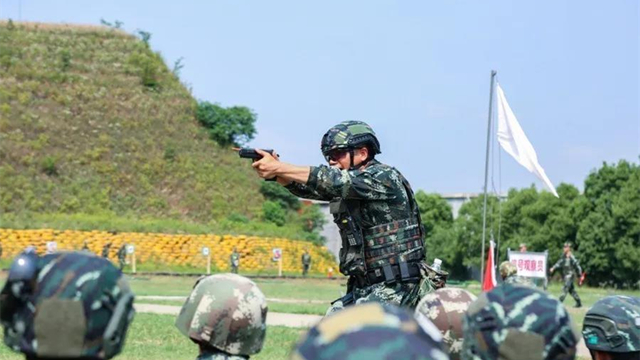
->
[[331, 291, 355, 308]]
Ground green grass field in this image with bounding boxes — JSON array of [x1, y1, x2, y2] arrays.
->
[[1, 274, 638, 360]]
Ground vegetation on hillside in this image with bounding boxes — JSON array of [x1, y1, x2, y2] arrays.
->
[[0, 21, 326, 242]]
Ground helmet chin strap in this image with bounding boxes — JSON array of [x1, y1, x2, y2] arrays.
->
[[348, 148, 372, 170]]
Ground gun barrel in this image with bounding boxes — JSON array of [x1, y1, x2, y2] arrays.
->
[[237, 148, 274, 160]]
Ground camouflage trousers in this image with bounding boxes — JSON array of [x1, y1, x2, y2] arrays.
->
[[559, 275, 581, 305], [325, 276, 434, 316]]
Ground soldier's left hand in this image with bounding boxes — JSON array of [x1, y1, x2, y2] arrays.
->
[[252, 148, 280, 179]]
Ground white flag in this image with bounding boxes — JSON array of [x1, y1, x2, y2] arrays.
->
[[496, 83, 559, 197]]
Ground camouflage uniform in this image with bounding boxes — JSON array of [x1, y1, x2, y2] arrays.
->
[[230, 250, 240, 274], [285, 121, 430, 315], [499, 261, 535, 288], [175, 273, 267, 360], [582, 295, 640, 358], [550, 250, 582, 307], [415, 288, 477, 360], [117, 244, 127, 270], [291, 302, 449, 360], [301, 251, 311, 277], [102, 242, 112, 258], [0, 251, 135, 359], [462, 284, 580, 360]]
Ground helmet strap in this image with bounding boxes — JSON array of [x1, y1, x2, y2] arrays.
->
[[348, 148, 372, 170]]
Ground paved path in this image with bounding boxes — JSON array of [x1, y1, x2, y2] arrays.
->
[[137, 295, 326, 305], [134, 302, 590, 358], [134, 303, 322, 328]]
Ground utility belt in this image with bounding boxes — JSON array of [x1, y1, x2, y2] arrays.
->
[[366, 261, 422, 285]]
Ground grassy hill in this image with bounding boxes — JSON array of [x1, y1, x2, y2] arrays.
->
[[0, 21, 265, 225]]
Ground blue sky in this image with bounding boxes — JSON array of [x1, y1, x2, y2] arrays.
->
[[1, 1, 638, 194]]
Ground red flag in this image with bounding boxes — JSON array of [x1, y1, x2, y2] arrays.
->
[[482, 241, 497, 292]]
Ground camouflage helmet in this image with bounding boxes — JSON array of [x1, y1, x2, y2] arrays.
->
[[499, 261, 518, 280], [582, 295, 640, 354], [320, 120, 381, 157], [462, 284, 580, 360], [0, 251, 135, 359], [175, 273, 267, 356], [415, 288, 477, 360], [291, 302, 449, 360]]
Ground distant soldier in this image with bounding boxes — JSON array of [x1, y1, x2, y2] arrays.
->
[[519, 242, 527, 252], [0, 250, 135, 359], [550, 242, 582, 308], [81, 240, 90, 252], [499, 261, 535, 287], [0, 241, 3, 259], [415, 288, 477, 360], [582, 295, 640, 360], [462, 284, 580, 360], [301, 249, 311, 277], [175, 273, 267, 360], [117, 244, 127, 270], [292, 302, 449, 360], [101, 242, 112, 259], [230, 247, 240, 274]]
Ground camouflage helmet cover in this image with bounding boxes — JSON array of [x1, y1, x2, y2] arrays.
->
[[582, 295, 640, 353], [499, 261, 518, 280], [415, 288, 477, 360], [320, 120, 381, 156], [291, 302, 450, 360], [0, 251, 135, 359], [462, 284, 580, 360], [175, 273, 268, 356]]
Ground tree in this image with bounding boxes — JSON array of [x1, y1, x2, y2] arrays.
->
[[576, 160, 640, 287], [196, 101, 257, 146], [415, 191, 453, 236]]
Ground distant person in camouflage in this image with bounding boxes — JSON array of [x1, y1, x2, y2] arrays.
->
[[550, 242, 582, 308], [462, 283, 580, 360], [102, 242, 112, 258], [117, 244, 127, 270], [230, 247, 240, 274], [251, 121, 430, 315], [81, 240, 90, 252], [291, 302, 449, 360], [0, 250, 135, 359], [175, 273, 268, 360], [582, 295, 640, 360], [301, 249, 311, 277], [415, 288, 477, 360], [499, 261, 535, 287]]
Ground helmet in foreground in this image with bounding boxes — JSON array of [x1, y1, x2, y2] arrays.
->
[[415, 288, 477, 360], [292, 302, 449, 360], [175, 273, 268, 357], [582, 295, 640, 356], [0, 251, 135, 359], [462, 284, 579, 360]]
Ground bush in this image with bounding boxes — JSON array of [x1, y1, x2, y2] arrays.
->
[[40, 156, 58, 176], [196, 101, 256, 146], [262, 201, 286, 227], [260, 181, 300, 210], [298, 203, 325, 232]]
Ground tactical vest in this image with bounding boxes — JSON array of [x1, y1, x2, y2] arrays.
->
[[330, 170, 425, 288]]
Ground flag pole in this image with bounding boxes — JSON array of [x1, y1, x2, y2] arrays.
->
[[480, 70, 497, 285]]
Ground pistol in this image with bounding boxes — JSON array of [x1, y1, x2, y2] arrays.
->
[[235, 148, 275, 160], [234, 148, 277, 181]]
